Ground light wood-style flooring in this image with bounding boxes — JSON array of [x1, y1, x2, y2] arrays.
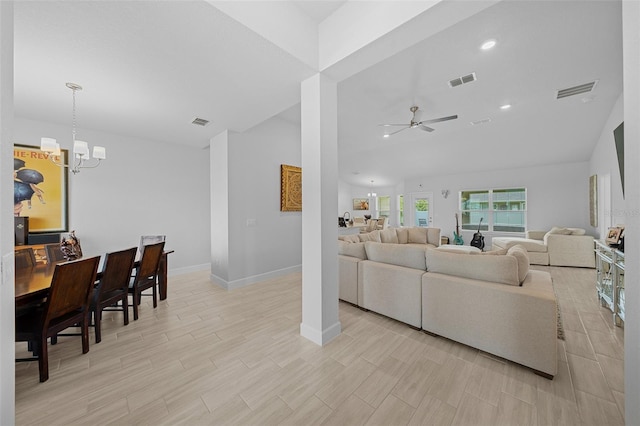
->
[[16, 265, 624, 425]]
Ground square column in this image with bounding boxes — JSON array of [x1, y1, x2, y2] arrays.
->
[[300, 73, 341, 345]]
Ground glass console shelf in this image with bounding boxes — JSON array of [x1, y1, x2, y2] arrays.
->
[[594, 240, 624, 327]]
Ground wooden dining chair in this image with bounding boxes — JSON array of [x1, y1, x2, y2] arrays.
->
[[15, 256, 100, 382], [90, 247, 137, 343], [44, 243, 66, 264], [129, 241, 165, 321], [15, 248, 36, 269], [138, 235, 166, 257]]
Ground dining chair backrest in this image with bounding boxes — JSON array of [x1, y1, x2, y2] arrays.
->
[[44, 243, 66, 264], [15, 248, 36, 268], [43, 256, 100, 327], [139, 235, 166, 257], [97, 247, 137, 295], [136, 241, 165, 282]]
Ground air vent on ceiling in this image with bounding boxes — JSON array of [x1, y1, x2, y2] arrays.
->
[[191, 117, 210, 127], [556, 80, 598, 99], [470, 117, 492, 126], [448, 72, 476, 88]]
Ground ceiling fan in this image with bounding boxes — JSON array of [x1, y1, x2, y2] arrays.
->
[[379, 106, 458, 137]]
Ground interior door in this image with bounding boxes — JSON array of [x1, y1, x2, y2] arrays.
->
[[409, 192, 434, 227]]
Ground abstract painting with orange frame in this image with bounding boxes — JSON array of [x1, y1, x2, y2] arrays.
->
[[14, 144, 69, 233]]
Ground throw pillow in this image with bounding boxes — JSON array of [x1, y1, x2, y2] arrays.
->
[[507, 245, 530, 284], [380, 228, 399, 244], [359, 230, 382, 243], [567, 227, 586, 235], [407, 227, 428, 244], [340, 234, 360, 243], [338, 241, 367, 259], [396, 228, 409, 244], [547, 226, 572, 235]]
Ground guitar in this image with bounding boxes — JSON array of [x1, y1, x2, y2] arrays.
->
[[470, 218, 485, 251], [453, 213, 464, 245]]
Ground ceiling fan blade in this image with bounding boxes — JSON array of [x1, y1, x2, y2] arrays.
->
[[387, 127, 410, 136], [419, 114, 458, 125], [378, 124, 410, 127], [419, 125, 435, 132]]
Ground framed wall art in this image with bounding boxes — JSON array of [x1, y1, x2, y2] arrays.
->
[[589, 174, 598, 227], [280, 164, 302, 212], [14, 144, 69, 233], [353, 198, 370, 211]]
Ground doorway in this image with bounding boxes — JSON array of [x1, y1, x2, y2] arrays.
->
[[409, 192, 434, 227]]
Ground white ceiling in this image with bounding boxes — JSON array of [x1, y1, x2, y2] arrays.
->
[[13, 1, 623, 188]]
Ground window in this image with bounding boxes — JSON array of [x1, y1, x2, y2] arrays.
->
[[377, 196, 391, 218], [460, 188, 526, 232], [398, 195, 404, 226]]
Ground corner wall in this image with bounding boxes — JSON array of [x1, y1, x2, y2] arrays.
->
[[223, 116, 302, 287]]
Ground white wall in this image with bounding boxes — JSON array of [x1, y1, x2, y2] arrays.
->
[[0, 2, 14, 422], [589, 94, 625, 239], [224, 115, 302, 286], [622, 0, 640, 420], [13, 118, 211, 273], [402, 161, 591, 245]]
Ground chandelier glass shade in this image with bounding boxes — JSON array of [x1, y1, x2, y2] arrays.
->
[[40, 83, 106, 174], [367, 180, 377, 197]]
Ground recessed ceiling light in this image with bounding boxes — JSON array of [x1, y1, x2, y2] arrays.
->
[[500, 104, 512, 110], [481, 39, 497, 50], [383, 134, 390, 138]]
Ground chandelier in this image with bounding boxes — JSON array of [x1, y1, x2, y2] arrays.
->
[[40, 83, 106, 174], [367, 180, 377, 197]]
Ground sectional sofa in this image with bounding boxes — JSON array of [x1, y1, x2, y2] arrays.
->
[[492, 227, 595, 268], [337, 227, 558, 378]]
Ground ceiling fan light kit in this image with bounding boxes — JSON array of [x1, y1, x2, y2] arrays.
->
[[379, 105, 458, 137]]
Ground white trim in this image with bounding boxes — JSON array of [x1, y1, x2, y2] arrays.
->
[[168, 263, 210, 277], [300, 320, 342, 346], [210, 264, 302, 290]]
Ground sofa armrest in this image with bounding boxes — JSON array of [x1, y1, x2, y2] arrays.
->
[[545, 234, 595, 267], [525, 230, 547, 240], [422, 270, 557, 376]]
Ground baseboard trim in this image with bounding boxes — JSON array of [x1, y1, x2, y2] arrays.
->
[[300, 321, 342, 346], [168, 263, 210, 276], [210, 264, 302, 290]]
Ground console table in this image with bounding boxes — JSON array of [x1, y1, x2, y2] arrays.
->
[[594, 240, 624, 326]]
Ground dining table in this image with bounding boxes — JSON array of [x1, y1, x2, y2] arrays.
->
[[15, 250, 174, 307]]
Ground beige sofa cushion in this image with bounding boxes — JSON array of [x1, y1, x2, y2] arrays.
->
[[492, 237, 547, 253], [426, 249, 520, 286], [546, 226, 573, 237], [339, 234, 360, 243], [338, 241, 367, 260], [435, 245, 481, 254], [407, 227, 427, 244], [364, 241, 426, 271], [380, 228, 399, 244], [566, 227, 586, 235], [507, 245, 529, 284], [359, 230, 381, 242], [426, 227, 441, 246], [396, 228, 409, 244]]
